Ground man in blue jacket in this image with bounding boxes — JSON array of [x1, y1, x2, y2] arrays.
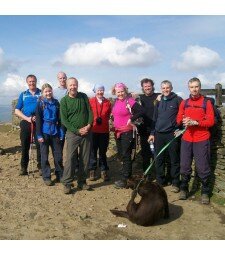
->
[[15, 74, 41, 176], [149, 80, 182, 192]]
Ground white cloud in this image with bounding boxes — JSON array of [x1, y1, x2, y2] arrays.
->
[[77, 78, 93, 96], [60, 37, 161, 67], [0, 74, 26, 98], [173, 45, 222, 71], [197, 72, 225, 87]]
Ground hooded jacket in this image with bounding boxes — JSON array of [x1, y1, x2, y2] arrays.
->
[[151, 92, 182, 134]]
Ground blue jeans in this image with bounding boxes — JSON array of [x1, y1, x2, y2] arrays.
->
[[40, 134, 63, 181]]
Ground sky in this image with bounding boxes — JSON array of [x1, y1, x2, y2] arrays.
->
[[0, 15, 225, 105]]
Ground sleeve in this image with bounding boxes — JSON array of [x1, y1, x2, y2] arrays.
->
[[150, 103, 158, 136], [60, 97, 77, 133], [176, 100, 185, 126], [84, 94, 93, 125], [55, 100, 64, 140], [198, 100, 215, 127], [15, 92, 24, 110], [35, 102, 43, 139], [130, 102, 145, 122]]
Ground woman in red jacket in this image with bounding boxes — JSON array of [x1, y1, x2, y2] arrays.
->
[[89, 85, 111, 181], [176, 77, 214, 204]]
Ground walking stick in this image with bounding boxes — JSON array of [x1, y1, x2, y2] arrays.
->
[[28, 120, 35, 178]]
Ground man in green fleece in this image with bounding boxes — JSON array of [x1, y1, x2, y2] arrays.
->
[[60, 77, 93, 194]]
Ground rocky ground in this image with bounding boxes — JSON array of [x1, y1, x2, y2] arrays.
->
[[0, 124, 225, 241]]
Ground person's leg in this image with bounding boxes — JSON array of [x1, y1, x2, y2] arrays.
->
[[51, 135, 63, 181], [115, 131, 134, 188], [77, 132, 91, 189], [19, 120, 31, 174], [90, 133, 99, 171], [193, 140, 211, 201], [155, 132, 166, 185], [61, 131, 80, 189], [167, 133, 180, 188], [179, 140, 193, 198], [40, 134, 52, 184], [98, 133, 110, 181], [98, 133, 109, 171]]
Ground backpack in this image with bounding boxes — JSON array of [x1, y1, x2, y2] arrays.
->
[[183, 97, 221, 125]]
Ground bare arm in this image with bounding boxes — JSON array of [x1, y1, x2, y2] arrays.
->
[[15, 109, 33, 123]]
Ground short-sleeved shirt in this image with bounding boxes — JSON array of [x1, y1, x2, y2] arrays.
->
[[53, 87, 68, 102], [16, 88, 41, 117]]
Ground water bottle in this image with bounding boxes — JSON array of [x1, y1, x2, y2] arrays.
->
[[149, 141, 155, 154]]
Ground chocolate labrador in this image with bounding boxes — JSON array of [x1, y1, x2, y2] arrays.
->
[[110, 178, 169, 226]]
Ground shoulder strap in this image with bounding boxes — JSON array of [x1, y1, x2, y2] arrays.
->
[[184, 98, 189, 109]]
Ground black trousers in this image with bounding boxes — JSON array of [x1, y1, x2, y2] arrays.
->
[[155, 131, 180, 187], [140, 133, 154, 172], [116, 131, 134, 180], [89, 132, 109, 171], [20, 120, 41, 169]]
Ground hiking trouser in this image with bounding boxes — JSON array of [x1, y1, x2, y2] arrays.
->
[[180, 139, 211, 195], [89, 132, 109, 171], [20, 120, 41, 170], [61, 131, 91, 187], [155, 131, 180, 187], [40, 134, 63, 181], [116, 131, 134, 180]]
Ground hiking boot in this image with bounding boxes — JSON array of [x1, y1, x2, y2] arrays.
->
[[114, 180, 127, 189], [171, 185, 180, 193], [101, 171, 110, 181], [201, 194, 210, 205], [89, 170, 96, 181], [63, 185, 71, 194], [19, 167, 28, 176], [77, 182, 91, 191], [179, 190, 188, 200], [44, 180, 53, 186]]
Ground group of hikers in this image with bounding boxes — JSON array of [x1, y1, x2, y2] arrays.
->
[[14, 72, 217, 205]]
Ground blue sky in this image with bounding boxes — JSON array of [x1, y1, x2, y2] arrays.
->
[[0, 15, 225, 105]]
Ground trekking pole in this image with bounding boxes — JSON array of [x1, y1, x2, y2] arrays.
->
[[28, 120, 35, 178]]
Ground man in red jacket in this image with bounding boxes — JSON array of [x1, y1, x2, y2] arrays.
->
[[176, 77, 214, 204]]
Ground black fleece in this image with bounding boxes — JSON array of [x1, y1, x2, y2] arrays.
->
[[151, 92, 182, 134]]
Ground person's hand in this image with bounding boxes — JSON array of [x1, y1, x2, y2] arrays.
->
[[183, 117, 198, 127], [31, 116, 36, 122], [148, 135, 154, 143], [79, 125, 90, 136], [156, 94, 162, 101], [38, 138, 44, 143]]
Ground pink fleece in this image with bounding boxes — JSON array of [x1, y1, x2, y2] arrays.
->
[[112, 97, 136, 129]]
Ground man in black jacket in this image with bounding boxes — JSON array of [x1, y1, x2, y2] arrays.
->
[[137, 78, 160, 179], [149, 80, 182, 192]]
